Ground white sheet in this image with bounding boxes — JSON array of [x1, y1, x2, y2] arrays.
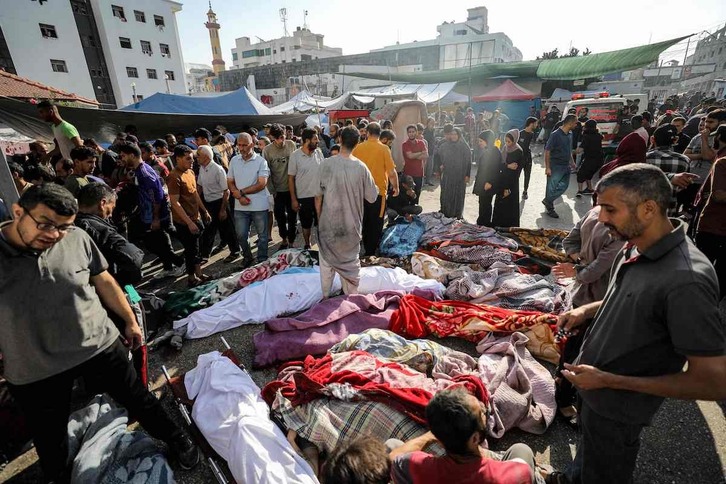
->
[[175, 266, 443, 339], [185, 352, 318, 484]]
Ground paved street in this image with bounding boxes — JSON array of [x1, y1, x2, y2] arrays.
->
[[2, 142, 725, 484]]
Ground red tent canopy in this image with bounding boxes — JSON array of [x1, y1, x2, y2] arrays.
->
[[472, 79, 536, 102]]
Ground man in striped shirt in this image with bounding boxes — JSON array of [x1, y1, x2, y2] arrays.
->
[[645, 124, 697, 216]]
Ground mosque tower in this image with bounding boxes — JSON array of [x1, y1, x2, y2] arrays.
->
[[205, 2, 225, 76]]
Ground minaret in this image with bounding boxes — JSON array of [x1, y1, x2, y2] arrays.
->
[[205, 2, 225, 76]]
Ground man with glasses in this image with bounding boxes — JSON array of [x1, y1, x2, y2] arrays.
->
[[0, 184, 199, 482]]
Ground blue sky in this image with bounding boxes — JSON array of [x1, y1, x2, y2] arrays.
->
[[176, 1, 726, 68]]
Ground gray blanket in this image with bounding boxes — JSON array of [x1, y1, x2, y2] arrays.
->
[[67, 394, 175, 484]]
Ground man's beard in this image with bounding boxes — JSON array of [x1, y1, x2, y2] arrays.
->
[[605, 216, 645, 241]]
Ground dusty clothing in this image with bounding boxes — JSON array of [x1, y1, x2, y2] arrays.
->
[[262, 140, 296, 194], [562, 206, 624, 306], [438, 140, 472, 218], [318, 155, 379, 288]]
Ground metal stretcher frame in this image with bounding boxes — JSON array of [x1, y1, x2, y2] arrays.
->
[[161, 337, 239, 484]]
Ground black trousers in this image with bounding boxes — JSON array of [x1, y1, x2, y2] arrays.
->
[[411, 176, 423, 200], [696, 231, 726, 299], [142, 220, 183, 270], [201, 198, 240, 258], [174, 220, 203, 275], [363, 195, 384, 256], [477, 191, 495, 227], [8, 339, 183, 482], [274, 191, 297, 244], [554, 321, 589, 408], [522, 157, 533, 192], [568, 400, 643, 484]]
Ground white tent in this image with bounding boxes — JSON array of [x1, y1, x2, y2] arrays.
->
[[269, 91, 350, 114], [349, 82, 460, 104]]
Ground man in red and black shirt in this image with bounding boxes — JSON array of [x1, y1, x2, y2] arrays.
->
[[402, 124, 428, 199]]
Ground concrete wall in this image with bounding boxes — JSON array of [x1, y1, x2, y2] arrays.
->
[[89, 0, 186, 106], [0, 0, 96, 99]]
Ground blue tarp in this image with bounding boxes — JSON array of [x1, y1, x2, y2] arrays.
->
[[472, 99, 542, 131], [119, 87, 272, 115]]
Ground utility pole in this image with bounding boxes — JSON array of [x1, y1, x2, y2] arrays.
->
[[682, 37, 691, 66]]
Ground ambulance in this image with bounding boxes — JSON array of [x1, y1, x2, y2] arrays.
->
[[562, 93, 631, 146]]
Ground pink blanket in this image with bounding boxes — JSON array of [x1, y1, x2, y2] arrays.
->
[[253, 291, 404, 368]]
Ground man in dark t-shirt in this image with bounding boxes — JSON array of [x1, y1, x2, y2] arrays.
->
[[557, 164, 725, 484]]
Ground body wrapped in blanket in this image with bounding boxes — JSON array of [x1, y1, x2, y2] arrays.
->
[[389, 294, 561, 363], [261, 350, 488, 425], [185, 352, 319, 484]]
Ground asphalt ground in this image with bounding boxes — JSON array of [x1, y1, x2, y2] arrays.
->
[[2, 142, 724, 483]]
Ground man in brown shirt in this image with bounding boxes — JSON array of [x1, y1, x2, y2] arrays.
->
[[167, 145, 211, 287]]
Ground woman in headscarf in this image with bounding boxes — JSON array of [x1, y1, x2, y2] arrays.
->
[[576, 119, 604, 196], [598, 131, 647, 177], [472, 130, 502, 226], [438, 127, 472, 219], [492, 129, 524, 227]]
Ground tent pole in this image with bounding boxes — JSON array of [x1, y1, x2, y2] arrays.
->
[[468, 41, 473, 106]]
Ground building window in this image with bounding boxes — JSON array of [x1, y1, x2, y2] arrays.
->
[[265, 48, 271, 55], [273, 49, 277, 54], [71, 0, 88, 14], [147, 69, 157, 79], [134, 10, 146, 23], [164, 70, 175, 81], [50, 59, 67, 73], [280, 46, 285, 52], [111, 5, 126, 20], [160, 43, 170, 57], [119, 37, 132, 49], [136, 95, 144, 101], [232, 52, 238, 61], [455, 29, 468, 35], [293, 45, 301, 50], [301, 54, 312, 61], [39, 24, 57, 39], [126, 67, 138, 78], [154, 15, 165, 27], [140, 40, 152, 55]]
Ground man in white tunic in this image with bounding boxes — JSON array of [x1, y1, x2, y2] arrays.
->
[[315, 126, 378, 297]]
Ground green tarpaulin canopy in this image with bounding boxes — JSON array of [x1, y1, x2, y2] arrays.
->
[[344, 36, 688, 83]]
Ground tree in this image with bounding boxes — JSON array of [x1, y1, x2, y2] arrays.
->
[[536, 47, 591, 59]]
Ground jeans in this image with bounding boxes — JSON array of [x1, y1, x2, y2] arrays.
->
[[201, 198, 240, 258], [273, 191, 297, 244], [522, 156, 533, 192], [362, 195, 384, 256], [174, 220, 204, 275], [233, 210, 269, 262], [568, 400, 643, 484], [544, 164, 571, 209], [8, 339, 184, 482], [142, 219, 183, 270]]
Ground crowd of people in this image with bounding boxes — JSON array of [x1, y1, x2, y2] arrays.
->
[[0, 92, 725, 484]]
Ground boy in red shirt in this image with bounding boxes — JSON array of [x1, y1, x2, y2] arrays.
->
[[402, 124, 429, 199]]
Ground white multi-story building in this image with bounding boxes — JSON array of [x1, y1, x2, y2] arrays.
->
[[372, 6, 522, 69], [185, 62, 214, 93], [0, 0, 186, 108], [231, 27, 342, 70]]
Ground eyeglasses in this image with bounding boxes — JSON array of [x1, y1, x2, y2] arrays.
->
[[23, 209, 73, 234]]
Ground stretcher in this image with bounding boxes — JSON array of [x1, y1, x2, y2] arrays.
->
[[161, 337, 239, 484]]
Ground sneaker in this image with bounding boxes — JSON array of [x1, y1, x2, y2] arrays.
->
[[546, 208, 560, 218], [153, 266, 186, 279], [170, 436, 200, 470], [522, 190, 528, 200], [575, 191, 583, 198], [224, 252, 241, 263]]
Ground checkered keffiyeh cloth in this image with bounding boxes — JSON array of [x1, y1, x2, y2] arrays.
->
[[273, 395, 441, 455]]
